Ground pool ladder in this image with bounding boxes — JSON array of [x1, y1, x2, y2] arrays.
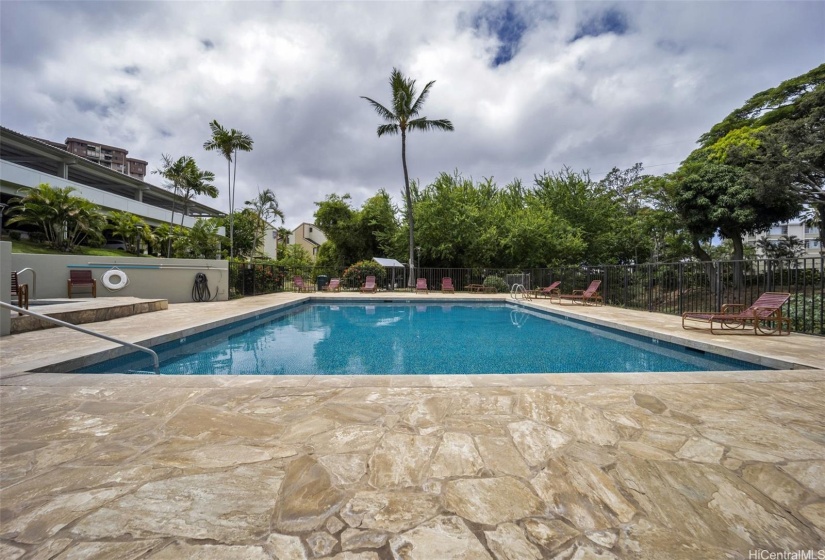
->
[[510, 284, 532, 300]]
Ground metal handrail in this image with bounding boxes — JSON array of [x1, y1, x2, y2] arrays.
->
[[16, 267, 36, 298], [0, 301, 160, 375], [510, 283, 531, 300]]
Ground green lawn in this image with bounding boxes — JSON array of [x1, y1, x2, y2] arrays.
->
[[3, 237, 151, 257]]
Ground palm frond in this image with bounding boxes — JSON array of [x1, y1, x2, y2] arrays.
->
[[361, 96, 397, 122], [407, 118, 455, 133], [377, 123, 400, 137], [410, 80, 436, 116]]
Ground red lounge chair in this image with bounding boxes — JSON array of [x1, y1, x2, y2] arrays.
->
[[553, 280, 602, 306], [360, 275, 377, 293], [11, 271, 29, 314], [416, 278, 428, 294], [67, 269, 96, 298], [682, 292, 791, 335], [530, 281, 561, 299], [324, 278, 341, 292], [441, 277, 455, 293], [293, 276, 314, 292]]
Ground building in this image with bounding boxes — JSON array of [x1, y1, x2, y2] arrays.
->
[[288, 222, 327, 260], [1, 126, 223, 236], [744, 220, 822, 257], [36, 137, 148, 180]]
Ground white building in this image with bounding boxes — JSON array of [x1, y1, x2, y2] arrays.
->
[[744, 220, 822, 257]]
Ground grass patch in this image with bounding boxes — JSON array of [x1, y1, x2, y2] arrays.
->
[[3, 237, 151, 258]]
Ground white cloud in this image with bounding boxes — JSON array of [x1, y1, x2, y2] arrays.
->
[[1, 1, 822, 228]]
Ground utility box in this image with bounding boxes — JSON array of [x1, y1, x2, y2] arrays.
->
[[317, 275, 329, 291]]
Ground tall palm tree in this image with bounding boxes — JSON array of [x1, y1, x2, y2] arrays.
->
[[153, 154, 194, 255], [361, 68, 453, 286], [203, 119, 254, 260], [245, 188, 285, 259]]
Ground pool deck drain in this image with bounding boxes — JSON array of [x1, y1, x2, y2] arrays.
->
[[1, 292, 823, 558]]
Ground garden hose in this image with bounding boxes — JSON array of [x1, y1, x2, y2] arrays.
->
[[192, 272, 214, 302]]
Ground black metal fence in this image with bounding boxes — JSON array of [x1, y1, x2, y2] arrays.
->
[[229, 257, 824, 335]]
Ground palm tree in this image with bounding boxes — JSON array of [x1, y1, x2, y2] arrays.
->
[[153, 154, 194, 255], [245, 188, 285, 259], [7, 183, 106, 251], [361, 68, 454, 286], [107, 211, 153, 254], [203, 119, 254, 260], [179, 164, 218, 227]]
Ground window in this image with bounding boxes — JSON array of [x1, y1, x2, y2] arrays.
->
[[313, 247, 318, 255], [805, 226, 819, 235], [309, 226, 313, 232], [770, 225, 789, 235], [806, 240, 821, 249]]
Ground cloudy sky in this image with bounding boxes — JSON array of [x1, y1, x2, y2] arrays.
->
[[1, 1, 823, 229]]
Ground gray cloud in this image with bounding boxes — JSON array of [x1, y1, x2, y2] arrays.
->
[[1, 1, 822, 229]]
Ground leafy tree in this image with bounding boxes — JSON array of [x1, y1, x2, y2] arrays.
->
[[151, 223, 184, 257], [756, 234, 805, 259], [173, 219, 224, 259], [152, 154, 195, 255], [314, 194, 363, 266], [277, 244, 313, 269], [361, 68, 454, 286], [203, 119, 254, 259], [222, 209, 258, 260], [341, 259, 386, 287], [179, 162, 218, 227], [106, 211, 153, 254], [6, 183, 105, 251], [245, 188, 285, 259]]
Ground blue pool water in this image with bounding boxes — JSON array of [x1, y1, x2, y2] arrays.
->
[[75, 303, 768, 375]]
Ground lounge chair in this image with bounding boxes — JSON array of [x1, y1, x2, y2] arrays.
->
[[530, 281, 561, 299], [11, 271, 29, 314], [360, 275, 377, 293], [441, 277, 455, 293], [682, 292, 791, 335], [293, 276, 314, 292], [416, 278, 428, 294], [553, 280, 602, 305], [324, 278, 341, 292], [67, 269, 96, 298]]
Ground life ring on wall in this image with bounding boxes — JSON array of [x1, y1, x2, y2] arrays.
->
[[102, 268, 129, 291]]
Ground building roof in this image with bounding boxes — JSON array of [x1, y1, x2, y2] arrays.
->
[[0, 126, 223, 218], [373, 257, 406, 268]]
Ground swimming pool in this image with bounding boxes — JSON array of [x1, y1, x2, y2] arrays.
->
[[74, 302, 769, 375]]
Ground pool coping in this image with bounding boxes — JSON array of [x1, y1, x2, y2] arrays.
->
[[2, 293, 820, 379]]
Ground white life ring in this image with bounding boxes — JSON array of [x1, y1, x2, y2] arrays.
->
[[102, 269, 129, 291]]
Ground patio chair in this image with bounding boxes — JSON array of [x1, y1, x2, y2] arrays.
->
[[360, 275, 377, 293], [293, 276, 314, 292], [441, 277, 455, 294], [553, 280, 602, 306], [323, 278, 341, 292], [67, 269, 96, 298], [11, 271, 29, 314], [416, 278, 428, 294], [682, 292, 791, 335], [530, 281, 561, 299]]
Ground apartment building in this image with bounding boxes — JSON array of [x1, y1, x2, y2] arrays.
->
[[744, 220, 822, 257], [63, 138, 148, 180]]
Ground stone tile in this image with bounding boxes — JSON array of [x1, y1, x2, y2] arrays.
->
[[520, 518, 579, 552], [507, 419, 572, 467], [306, 531, 338, 557], [618, 441, 675, 461], [368, 432, 438, 488], [389, 515, 492, 560], [325, 516, 346, 535], [799, 503, 825, 537], [0, 542, 26, 560], [484, 522, 543, 560], [340, 528, 388, 551], [741, 463, 809, 510], [318, 454, 368, 485], [275, 456, 345, 533], [429, 432, 484, 478], [310, 426, 386, 455], [148, 542, 271, 559], [339, 491, 440, 533], [266, 533, 308, 560], [515, 390, 621, 446], [675, 436, 725, 464], [444, 477, 544, 525], [323, 552, 379, 560], [474, 435, 531, 478], [780, 461, 825, 497]]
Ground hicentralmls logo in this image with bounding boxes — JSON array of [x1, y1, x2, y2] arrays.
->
[[749, 550, 825, 560]]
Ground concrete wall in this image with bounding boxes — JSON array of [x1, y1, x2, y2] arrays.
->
[[1, 242, 10, 336], [10, 254, 228, 304]]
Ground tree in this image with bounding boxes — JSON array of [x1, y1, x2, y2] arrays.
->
[[361, 68, 454, 286], [106, 211, 153, 254], [6, 183, 105, 251], [203, 119, 254, 260], [179, 162, 218, 227], [153, 154, 194, 256], [174, 218, 224, 259], [245, 188, 285, 259]]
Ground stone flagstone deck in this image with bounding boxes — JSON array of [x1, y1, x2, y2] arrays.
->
[[1, 292, 824, 559]]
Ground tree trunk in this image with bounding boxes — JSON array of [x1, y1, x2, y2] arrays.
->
[[723, 229, 745, 290], [691, 234, 718, 298], [817, 202, 825, 258], [228, 157, 234, 260], [167, 182, 177, 257], [401, 129, 415, 288]]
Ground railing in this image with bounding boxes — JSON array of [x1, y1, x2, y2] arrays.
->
[[16, 267, 37, 298], [0, 301, 160, 374], [227, 257, 823, 335]]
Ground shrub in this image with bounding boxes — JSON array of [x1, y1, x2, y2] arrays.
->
[[788, 293, 823, 335], [8, 230, 21, 241], [483, 275, 509, 293], [342, 260, 386, 288]]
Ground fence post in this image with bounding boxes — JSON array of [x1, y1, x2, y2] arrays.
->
[[714, 262, 723, 311], [678, 263, 683, 316], [647, 264, 653, 311]]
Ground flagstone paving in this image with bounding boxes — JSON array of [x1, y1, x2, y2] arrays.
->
[[1, 292, 824, 558]]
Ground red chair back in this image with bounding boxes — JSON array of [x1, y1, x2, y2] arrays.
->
[[583, 280, 601, 297]]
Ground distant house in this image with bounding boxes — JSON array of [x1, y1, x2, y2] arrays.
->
[[287, 223, 327, 261]]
